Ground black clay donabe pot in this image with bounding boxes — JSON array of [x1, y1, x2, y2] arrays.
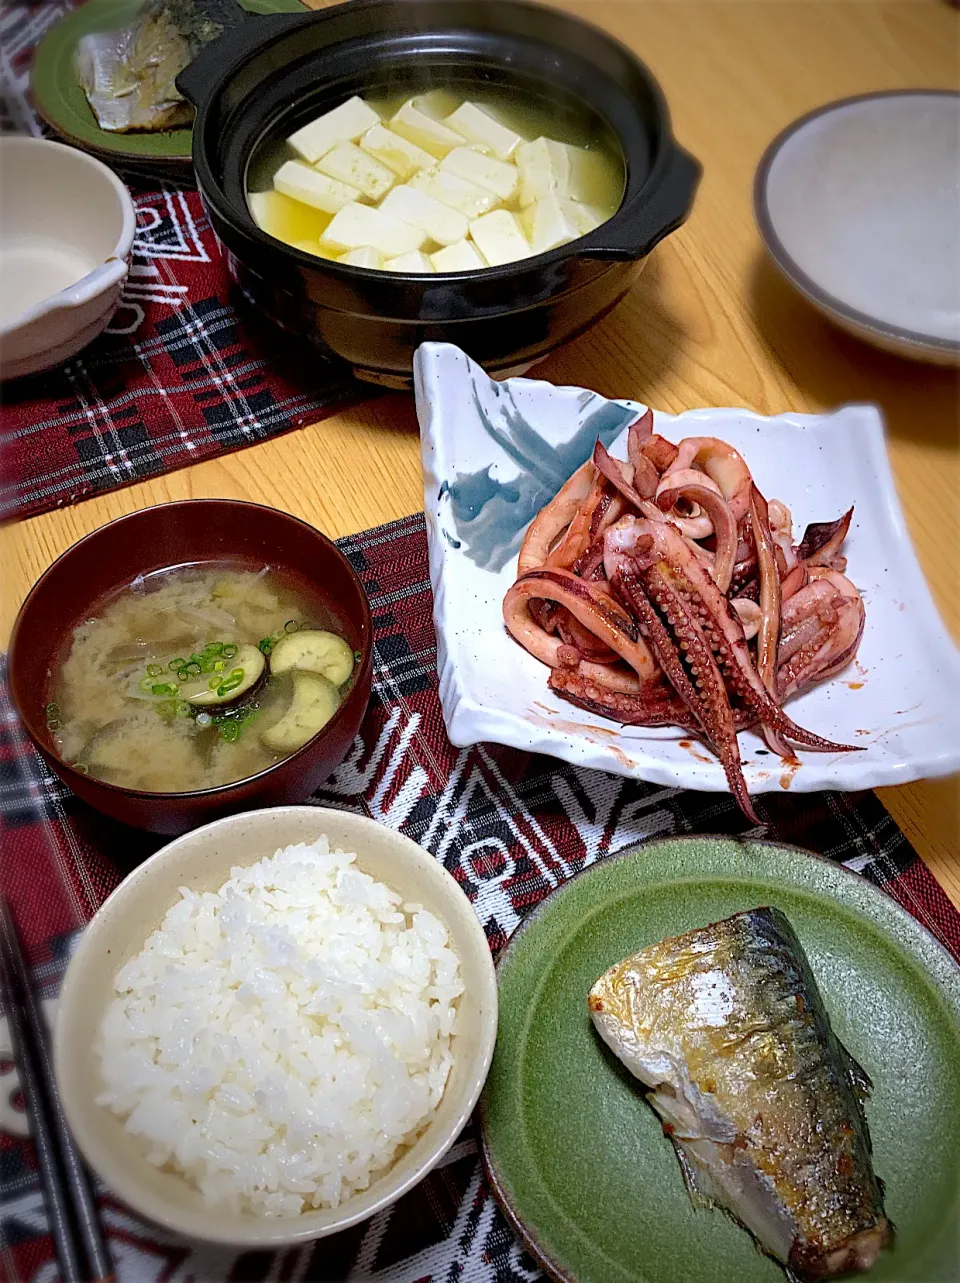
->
[[178, 0, 700, 388]]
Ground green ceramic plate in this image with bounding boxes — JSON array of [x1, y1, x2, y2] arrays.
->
[[481, 837, 960, 1283], [31, 0, 305, 168]]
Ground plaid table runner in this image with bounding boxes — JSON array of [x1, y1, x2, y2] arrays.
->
[[2, 513, 959, 1283], [0, 2, 365, 523]]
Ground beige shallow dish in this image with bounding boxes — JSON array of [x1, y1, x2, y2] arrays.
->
[[55, 806, 498, 1246], [754, 91, 960, 364], [0, 137, 136, 379]]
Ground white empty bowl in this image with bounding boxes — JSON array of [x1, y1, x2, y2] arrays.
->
[[0, 137, 136, 379], [55, 806, 498, 1246], [754, 91, 960, 363]]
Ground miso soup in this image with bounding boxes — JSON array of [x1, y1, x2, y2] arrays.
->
[[44, 563, 358, 793], [246, 85, 625, 272]]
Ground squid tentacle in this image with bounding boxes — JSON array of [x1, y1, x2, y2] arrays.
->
[[613, 565, 759, 823]]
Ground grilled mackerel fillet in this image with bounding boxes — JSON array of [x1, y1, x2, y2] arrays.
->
[[588, 907, 890, 1279]]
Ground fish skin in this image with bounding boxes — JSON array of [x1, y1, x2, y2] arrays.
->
[[588, 907, 890, 1279], [74, 0, 244, 134]]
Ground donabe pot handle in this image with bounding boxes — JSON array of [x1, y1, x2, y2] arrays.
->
[[576, 143, 702, 261], [176, 11, 313, 107]]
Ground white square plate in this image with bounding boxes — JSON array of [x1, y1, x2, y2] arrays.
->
[[415, 342, 960, 796]]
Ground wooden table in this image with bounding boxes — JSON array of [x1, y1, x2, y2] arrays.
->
[[3, 0, 958, 900]]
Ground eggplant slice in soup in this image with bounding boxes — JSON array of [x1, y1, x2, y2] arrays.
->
[[268, 629, 355, 686], [261, 672, 341, 752], [182, 643, 265, 707]]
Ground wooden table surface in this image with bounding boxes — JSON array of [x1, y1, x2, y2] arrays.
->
[[3, 0, 958, 900]]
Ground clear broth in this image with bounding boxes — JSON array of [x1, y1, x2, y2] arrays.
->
[[45, 562, 353, 794]]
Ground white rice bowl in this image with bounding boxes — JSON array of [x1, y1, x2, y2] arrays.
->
[[95, 838, 464, 1218]]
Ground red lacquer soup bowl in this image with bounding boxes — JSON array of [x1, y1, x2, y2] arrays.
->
[[8, 500, 372, 834]]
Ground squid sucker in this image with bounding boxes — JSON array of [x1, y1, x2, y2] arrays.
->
[[504, 417, 865, 819], [588, 908, 891, 1280]]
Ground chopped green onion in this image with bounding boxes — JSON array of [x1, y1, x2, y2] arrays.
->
[[74, 763, 89, 776], [169, 658, 186, 672], [222, 644, 238, 660], [139, 676, 156, 693], [176, 701, 191, 718], [218, 721, 242, 743], [185, 661, 202, 676], [203, 642, 224, 656], [354, 650, 362, 662], [45, 701, 62, 731], [157, 699, 178, 720], [146, 663, 164, 678], [216, 667, 245, 697], [213, 659, 225, 673], [208, 675, 222, 690], [258, 637, 273, 655], [152, 682, 178, 697], [284, 620, 299, 634]]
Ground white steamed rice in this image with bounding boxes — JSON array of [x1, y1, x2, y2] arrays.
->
[[95, 838, 464, 1217]]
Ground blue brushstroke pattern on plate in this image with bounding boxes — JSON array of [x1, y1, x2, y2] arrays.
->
[[438, 375, 638, 572]]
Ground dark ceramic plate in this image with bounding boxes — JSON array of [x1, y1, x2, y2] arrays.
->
[[480, 837, 960, 1283], [31, 0, 305, 168]]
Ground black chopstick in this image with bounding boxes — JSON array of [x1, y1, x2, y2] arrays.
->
[[0, 895, 114, 1283]]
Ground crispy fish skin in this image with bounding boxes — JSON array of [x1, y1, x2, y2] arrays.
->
[[588, 907, 890, 1279]]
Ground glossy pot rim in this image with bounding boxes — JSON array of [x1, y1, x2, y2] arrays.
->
[[8, 499, 374, 805], [182, 0, 701, 285]]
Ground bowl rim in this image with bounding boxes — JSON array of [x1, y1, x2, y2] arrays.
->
[[753, 88, 960, 360], [54, 804, 499, 1245], [185, 0, 695, 283], [8, 498, 374, 803], [0, 135, 137, 336]]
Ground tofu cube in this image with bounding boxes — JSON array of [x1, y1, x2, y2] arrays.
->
[[516, 137, 615, 208], [359, 124, 435, 180], [440, 147, 518, 202], [409, 168, 499, 219], [390, 99, 465, 158], [338, 246, 385, 268], [320, 202, 428, 257], [430, 238, 487, 272], [383, 250, 435, 273], [248, 189, 331, 244], [314, 142, 395, 201], [560, 199, 605, 236], [516, 136, 570, 206], [468, 209, 533, 267], [519, 193, 580, 254], [287, 96, 381, 164], [566, 146, 618, 208], [445, 101, 523, 160], [379, 185, 468, 247], [273, 160, 362, 214], [414, 89, 461, 119]]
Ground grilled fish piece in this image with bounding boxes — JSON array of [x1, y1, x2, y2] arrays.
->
[[588, 907, 890, 1279], [75, 0, 244, 134]]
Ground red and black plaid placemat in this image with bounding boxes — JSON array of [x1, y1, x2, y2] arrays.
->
[[0, 3, 366, 523], [1, 513, 958, 1283]]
